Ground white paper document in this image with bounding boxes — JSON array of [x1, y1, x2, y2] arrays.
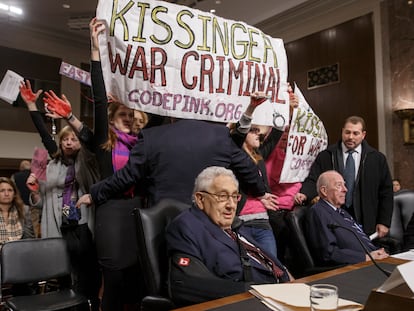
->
[[0, 70, 24, 104], [250, 283, 363, 311], [391, 249, 414, 261], [377, 260, 414, 294]]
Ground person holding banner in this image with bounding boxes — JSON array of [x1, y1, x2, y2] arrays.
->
[[42, 17, 145, 311], [295, 116, 393, 239], [265, 85, 302, 264], [229, 92, 283, 259], [231, 85, 301, 263]]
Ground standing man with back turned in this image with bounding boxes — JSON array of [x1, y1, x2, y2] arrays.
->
[[295, 116, 393, 237]]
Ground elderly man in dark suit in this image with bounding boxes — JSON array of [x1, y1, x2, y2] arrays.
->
[[165, 166, 290, 305], [306, 170, 389, 265], [295, 116, 393, 238]]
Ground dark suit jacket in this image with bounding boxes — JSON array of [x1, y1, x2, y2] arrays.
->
[[90, 119, 266, 206], [306, 199, 377, 265], [166, 206, 288, 286]]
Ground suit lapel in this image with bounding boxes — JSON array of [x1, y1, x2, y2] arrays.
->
[[191, 207, 239, 252], [319, 200, 348, 227]]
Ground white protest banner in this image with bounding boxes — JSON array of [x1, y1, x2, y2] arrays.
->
[[279, 84, 328, 183], [96, 0, 289, 124], [59, 61, 91, 86]]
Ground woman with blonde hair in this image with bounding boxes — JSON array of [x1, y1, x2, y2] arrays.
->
[[19, 81, 101, 310]]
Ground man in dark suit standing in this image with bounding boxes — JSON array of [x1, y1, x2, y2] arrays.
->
[[295, 116, 393, 238], [306, 170, 389, 265]]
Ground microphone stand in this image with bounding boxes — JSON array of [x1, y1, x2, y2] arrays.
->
[[327, 223, 391, 277]]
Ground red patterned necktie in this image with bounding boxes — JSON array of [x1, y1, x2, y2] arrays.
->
[[225, 229, 285, 278]]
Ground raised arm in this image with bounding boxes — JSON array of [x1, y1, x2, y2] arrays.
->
[[42, 90, 95, 151], [90, 17, 110, 147], [231, 92, 268, 147], [19, 80, 57, 157]]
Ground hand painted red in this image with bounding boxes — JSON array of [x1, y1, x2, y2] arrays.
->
[[19, 81, 37, 103], [43, 90, 72, 118]]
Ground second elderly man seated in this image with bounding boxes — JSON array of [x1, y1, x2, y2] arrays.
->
[[306, 170, 389, 266], [166, 166, 290, 305]]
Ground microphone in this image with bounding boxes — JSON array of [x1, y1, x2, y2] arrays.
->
[[327, 223, 391, 277]]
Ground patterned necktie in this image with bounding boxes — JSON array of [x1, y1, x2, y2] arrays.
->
[[343, 149, 355, 207], [225, 229, 285, 278], [337, 209, 376, 249], [62, 164, 80, 222]]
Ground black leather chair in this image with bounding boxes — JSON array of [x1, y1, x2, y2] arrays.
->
[[285, 205, 344, 278], [375, 190, 414, 253], [0, 237, 90, 311], [134, 198, 190, 311], [389, 190, 414, 244]]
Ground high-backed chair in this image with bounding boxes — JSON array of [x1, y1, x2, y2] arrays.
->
[[285, 205, 344, 278], [0, 237, 90, 311], [134, 198, 190, 311], [389, 190, 414, 244]]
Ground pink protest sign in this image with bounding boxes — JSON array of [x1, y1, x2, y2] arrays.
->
[[31, 147, 48, 181]]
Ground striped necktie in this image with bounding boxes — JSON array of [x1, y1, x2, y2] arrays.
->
[[225, 229, 285, 279], [337, 209, 376, 249]]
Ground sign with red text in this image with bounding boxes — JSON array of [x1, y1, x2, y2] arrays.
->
[[96, 0, 289, 124], [279, 85, 328, 183]]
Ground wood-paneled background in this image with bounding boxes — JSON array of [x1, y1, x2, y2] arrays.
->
[[285, 13, 378, 148]]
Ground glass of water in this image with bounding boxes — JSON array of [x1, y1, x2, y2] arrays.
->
[[310, 284, 338, 311]]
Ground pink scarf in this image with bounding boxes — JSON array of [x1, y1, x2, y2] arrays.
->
[[112, 128, 138, 172]]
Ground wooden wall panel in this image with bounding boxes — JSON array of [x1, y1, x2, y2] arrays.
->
[[0, 46, 61, 132], [285, 14, 378, 148]]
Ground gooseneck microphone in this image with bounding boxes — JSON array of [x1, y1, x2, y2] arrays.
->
[[327, 223, 392, 277]]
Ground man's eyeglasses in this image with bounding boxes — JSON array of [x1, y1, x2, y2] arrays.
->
[[200, 191, 242, 202]]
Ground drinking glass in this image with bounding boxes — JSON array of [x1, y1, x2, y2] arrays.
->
[[310, 284, 338, 311]]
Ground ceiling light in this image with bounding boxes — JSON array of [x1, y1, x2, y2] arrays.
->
[[62, 4, 71, 9], [210, 9, 216, 14], [9, 6, 22, 15], [0, 2, 23, 15]]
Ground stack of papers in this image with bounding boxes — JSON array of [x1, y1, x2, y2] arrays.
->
[[391, 249, 414, 261], [250, 283, 363, 311]]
